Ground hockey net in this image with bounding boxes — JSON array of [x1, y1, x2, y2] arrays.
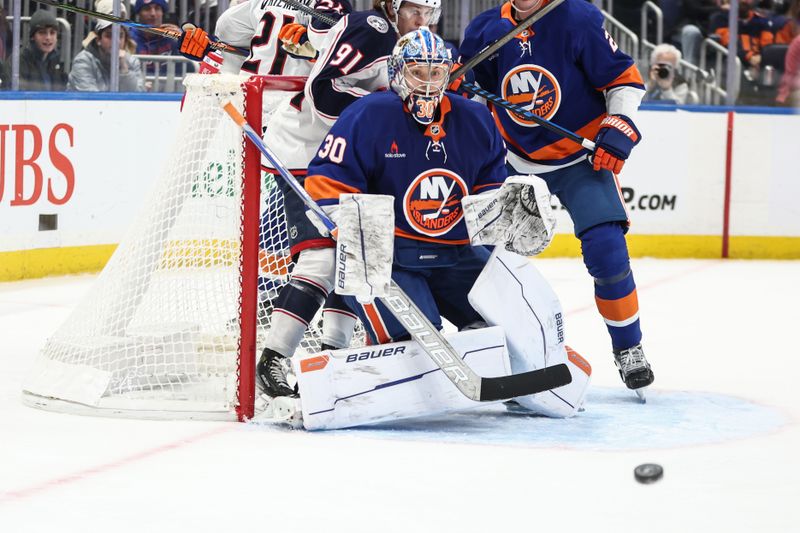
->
[[22, 74, 355, 421]]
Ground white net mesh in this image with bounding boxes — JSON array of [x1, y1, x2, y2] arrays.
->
[[22, 74, 353, 420]]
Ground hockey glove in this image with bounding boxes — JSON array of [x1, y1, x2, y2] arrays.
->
[[279, 23, 317, 60], [178, 23, 215, 61], [591, 114, 641, 174]]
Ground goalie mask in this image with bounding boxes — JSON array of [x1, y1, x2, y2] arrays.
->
[[388, 28, 452, 125]]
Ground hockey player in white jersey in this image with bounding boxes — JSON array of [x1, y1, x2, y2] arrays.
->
[[178, 0, 351, 112], [248, 0, 442, 399]]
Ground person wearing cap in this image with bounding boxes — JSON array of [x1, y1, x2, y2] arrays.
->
[[0, 9, 67, 91], [67, 14, 143, 92], [130, 0, 180, 56]]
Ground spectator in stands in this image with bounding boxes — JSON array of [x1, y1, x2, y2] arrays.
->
[[710, 0, 775, 71], [679, 0, 724, 65], [130, 0, 180, 56], [0, 9, 68, 91], [68, 18, 144, 92], [644, 43, 699, 104], [775, 0, 800, 43], [776, 34, 800, 104]]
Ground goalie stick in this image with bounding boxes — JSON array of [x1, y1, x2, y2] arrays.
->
[[221, 100, 572, 402], [31, 0, 250, 56]]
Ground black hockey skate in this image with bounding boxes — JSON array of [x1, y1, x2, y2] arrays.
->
[[257, 348, 297, 397], [613, 344, 654, 401]]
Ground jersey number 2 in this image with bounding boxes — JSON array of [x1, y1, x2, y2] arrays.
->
[[242, 12, 295, 75]]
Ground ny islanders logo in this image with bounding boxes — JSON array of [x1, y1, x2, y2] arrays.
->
[[403, 169, 467, 237], [501, 64, 562, 127]]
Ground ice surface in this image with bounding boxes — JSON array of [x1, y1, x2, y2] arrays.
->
[[1, 259, 798, 532]]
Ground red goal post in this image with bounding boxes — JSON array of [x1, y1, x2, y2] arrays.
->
[[22, 74, 309, 422]]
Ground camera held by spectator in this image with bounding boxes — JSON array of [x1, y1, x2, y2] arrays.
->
[[645, 44, 699, 105]]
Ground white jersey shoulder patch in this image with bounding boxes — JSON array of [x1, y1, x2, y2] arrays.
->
[[367, 15, 389, 34]]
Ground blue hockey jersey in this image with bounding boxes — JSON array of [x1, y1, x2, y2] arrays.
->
[[308, 9, 398, 122], [305, 91, 507, 245], [459, 0, 645, 167]]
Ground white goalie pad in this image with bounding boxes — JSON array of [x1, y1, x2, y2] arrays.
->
[[333, 194, 394, 303], [461, 174, 556, 256], [468, 249, 591, 418], [293, 327, 510, 430]]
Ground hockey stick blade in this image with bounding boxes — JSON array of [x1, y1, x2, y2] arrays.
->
[[479, 363, 572, 401]]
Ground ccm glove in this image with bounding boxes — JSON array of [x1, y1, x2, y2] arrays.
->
[[592, 114, 641, 174], [279, 23, 317, 59], [178, 23, 214, 61]]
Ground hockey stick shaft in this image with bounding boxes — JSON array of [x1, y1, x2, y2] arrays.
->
[[463, 81, 597, 151], [277, 0, 339, 27], [449, 0, 565, 83], [32, 0, 250, 56], [221, 101, 572, 401]]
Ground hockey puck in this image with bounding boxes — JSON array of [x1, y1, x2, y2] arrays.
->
[[634, 463, 663, 484]]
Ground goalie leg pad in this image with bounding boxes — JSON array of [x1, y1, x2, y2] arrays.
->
[[468, 249, 591, 418], [294, 326, 511, 430]]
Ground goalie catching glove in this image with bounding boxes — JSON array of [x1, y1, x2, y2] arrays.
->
[[462, 174, 556, 256], [278, 23, 317, 60], [306, 194, 394, 303]]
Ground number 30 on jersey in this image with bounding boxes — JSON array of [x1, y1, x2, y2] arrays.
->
[[318, 134, 347, 163]]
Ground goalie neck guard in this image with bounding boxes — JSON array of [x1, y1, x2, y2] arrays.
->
[[388, 27, 452, 125]]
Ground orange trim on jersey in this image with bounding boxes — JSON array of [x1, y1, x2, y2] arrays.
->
[[300, 355, 329, 373], [472, 183, 503, 193], [363, 303, 392, 344], [596, 64, 644, 91], [565, 346, 592, 377], [394, 228, 470, 245], [493, 111, 605, 162], [305, 174, 362, 202], [424, 96, 451, 143], [500, 2, 516, 25], [595, 290, 639, 323], [500, 0, 551, 26]]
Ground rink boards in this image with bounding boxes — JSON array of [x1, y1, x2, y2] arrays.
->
[[1, 94, 799, 281]]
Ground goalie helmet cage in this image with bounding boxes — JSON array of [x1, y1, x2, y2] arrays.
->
[[22, 74, 317, 422]]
